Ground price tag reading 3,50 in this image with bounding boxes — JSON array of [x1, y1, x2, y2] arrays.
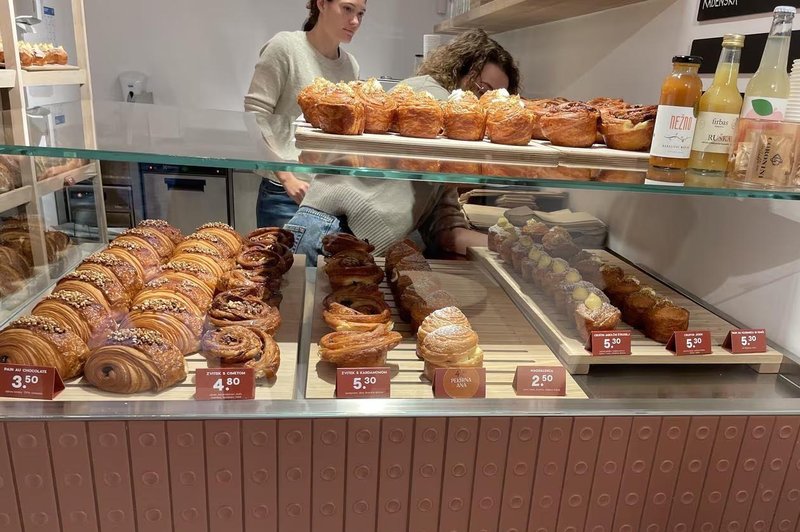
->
[[0, 364, 64, 400], [723, 329, 767, 354], [195, 368, 255, 401], [667, 331, 713, 356], [336, 368, 391, 398]]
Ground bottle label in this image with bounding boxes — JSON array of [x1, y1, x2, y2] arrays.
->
[[650, 105, 697, 159], [691, 111, 739, 154], [741, 96, 788, 120]]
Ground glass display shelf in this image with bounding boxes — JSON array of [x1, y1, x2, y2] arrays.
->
[[0, 100, 799, 201]]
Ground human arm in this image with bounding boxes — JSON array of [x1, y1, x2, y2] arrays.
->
[[419, 187, 487, 256], [244, 37, 290, 116]]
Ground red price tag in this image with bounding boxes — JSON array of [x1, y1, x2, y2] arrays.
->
[[667, 331, 713, 356], [433, 368, 486, 399], [0, 364, 64, 400], [585, 330, 632, 356], [513, 366, 566, 396], [335, 368, 391, 399], [195, 368, 255, 401], [723, 329, 767, 354]]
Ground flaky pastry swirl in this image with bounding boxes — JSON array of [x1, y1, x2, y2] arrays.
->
[[486, 96, 534, 146], [355, 78, 397, 134], [540, 102, 600, 148], [237, 242, 292, 276], [418, 324, 483, 381], [323, 302, 392, 332], [316, 82, 366, 135], [396, 91, 444, 139], [443, 90, 487, 141], [323, 285, 389, 314], [416, 306, 471, 346], [207, 292, 281, 334], [0, 315, 89, 379], [298, 77, 335, 128], [319, 325, 402, 368], [246, 227, 295, 248], [201, 326, 280, 379]]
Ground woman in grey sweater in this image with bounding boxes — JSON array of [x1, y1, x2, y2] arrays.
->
[[244, 0, 367, 228], [287, 29, 520, 261]]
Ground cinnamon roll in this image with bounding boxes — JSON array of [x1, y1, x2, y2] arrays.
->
[[540, 102, 600, 148], [195, 222, 244, 255], [355, 77, 397, 134], [160, 260, 220, 291], [395, 91, 444, 139], [175, 232, 236, 259], [418, 324, 483, 381], [106, 240, 161, 281], [136, 219, 184, 245], [55, 269, 130, 320], [0, 315, 89, 380], [323, 285, 389, 314], [33, 290, 116, 349], [319, 325, 402, 368], [114, 227, 175, 261], [218, 268, 282, 294], [316, 82, 366, 135], [225, 285, 283, 308], [323, 302, 392, 332], [443, 90, 487, 141], [237, 242, 292, 276], [298, 77, 335, 128], [207, 292, 281, 335], [121, 298, 205, 355], [486, 95, 534, 146], [599, 105, 658, 152], [140, 274, 214, 312], [84, 328, 186, 394], [78, 252, 143, 299], [246, 227, 295, 248], [524, 98, 569, 140], [325, 251, 384, 289], [201, 326, 280, 379], [322, 233, 375, 256]]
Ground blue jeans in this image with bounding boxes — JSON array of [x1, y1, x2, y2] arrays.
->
[[256, 179, 299, 229], [284, 206, 350, 266]]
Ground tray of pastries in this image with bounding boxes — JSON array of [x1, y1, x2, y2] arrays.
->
[[306, 233, 586, 399], [0, 40, 75, 69], [0, 221, 304, 400], [471, 216, 785, 375]]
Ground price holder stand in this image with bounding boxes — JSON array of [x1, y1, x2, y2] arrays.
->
[[723, 329, 767, 354], [585, 330, 632, 356], [513, 366, 567, 397], [336, 368, 391, 399], [0, 364, 64, 400], [433, 368, 486, 399], [195, 367, 255, 401], [667, 331, 713, 356]]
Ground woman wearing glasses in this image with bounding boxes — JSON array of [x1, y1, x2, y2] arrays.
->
[[285, 29, 521, 262], [245, 0, 367, 229]]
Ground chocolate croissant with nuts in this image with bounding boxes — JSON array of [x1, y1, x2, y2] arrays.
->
[[0, 315, 89, 379]]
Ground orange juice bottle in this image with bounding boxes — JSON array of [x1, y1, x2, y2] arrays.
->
[[649, 56, 704, 174]]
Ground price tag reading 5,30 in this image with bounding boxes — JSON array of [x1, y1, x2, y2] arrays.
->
[[195, 368, 255, 401], [667, 331, 713, 356], [723, 329, 767, 354], [586, 331, 632, 356], [336, 368, 391, 398]]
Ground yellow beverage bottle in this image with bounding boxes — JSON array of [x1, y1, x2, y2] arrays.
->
[[687, 34, 745, 176]]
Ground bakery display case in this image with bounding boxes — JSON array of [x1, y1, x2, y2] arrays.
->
[[0, 99, 799, 531]]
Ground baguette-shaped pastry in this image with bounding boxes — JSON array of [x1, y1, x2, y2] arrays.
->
[[317, 82, 366, 135], [0, 315, 89, 379], [84, 328, 186, 394], [396, 90, 444, 139], [443, 89, 486, 141], [319, 325, 402, 367], [202, 326, 280, 379], [643, 299, 690, 344], [574, 293, 622, 341], [33, 290, 116, 349], [419, 324, 484, 381], [121, 298, 205, 356]]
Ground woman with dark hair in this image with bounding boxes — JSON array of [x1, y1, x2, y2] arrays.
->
[[285, 29, 522, 262], [245, 0, 367, 228]]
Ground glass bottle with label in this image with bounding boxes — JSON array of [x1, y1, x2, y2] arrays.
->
[[687, 34, 745, 177], [741, 6, 795, 120], [649, 56, 704, 176]]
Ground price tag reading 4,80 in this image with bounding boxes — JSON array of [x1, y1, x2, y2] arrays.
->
[[336, 368, 391, 398], [195, 368, 255, 401]]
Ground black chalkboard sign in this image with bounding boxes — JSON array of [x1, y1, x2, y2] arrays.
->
[[698, 0, 800, 21], [690, 30, 800, 74]]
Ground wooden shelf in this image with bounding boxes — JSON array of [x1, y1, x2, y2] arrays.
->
[[435, 0, 649, 34], [0, 185, 32, 212], [0, 69, 15, 88], [21, 68, 87, 87], [36, 162, 97, 196]]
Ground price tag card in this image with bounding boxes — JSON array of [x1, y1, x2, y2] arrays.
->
[[335, 367, 391, 399], [585, 330, 632, 356], [433, 368, 486, 399], [195, 368, 255, 401], [667, 331, 713, 356], [513, 366, 567, 397], [723, 329, 767, 354], [0, 364, 64, 400]]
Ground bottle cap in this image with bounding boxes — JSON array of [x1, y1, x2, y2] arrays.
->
[[672, 55, 703, 65], [722, 34, 745, 48], [775, 6, 797, 14]]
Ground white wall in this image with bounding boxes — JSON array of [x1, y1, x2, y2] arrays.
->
[[83, 0, 443, 111], [494, 0, 800, 356]]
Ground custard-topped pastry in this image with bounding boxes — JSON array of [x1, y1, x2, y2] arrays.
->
[[354, 78, 396, 134], [599, 105, 658, 152], [443, 89, 486, 141], [486, 95, 534, 146]]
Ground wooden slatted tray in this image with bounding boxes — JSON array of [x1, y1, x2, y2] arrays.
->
[[306, 258, 586, 399], [471, 248, 785, 375], [0, 256, 305, 401]]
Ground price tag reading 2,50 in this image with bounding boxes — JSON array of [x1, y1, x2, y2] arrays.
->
[[195, 367, 255, 401], [513, 366, 567, 397], [336, 368, 391, 399]]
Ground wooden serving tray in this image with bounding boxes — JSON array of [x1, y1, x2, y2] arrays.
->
[[0, 255, 306, 401], [533, 140, 650, 170], [306, 257, 586, 399], [471, 248, 785, 375]]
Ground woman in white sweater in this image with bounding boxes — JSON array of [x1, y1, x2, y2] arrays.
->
[[244, 0, 366, 228]]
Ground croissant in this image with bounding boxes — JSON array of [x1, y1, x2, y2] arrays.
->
[[195, 222, 244, 255], [218, 268, 282, 294], [443, 90, 487, 141], [298, 77, 335, 128], [0, 245, 32, 277], [323, 302, 392, 332], [246, 227, 295, 249], [114, 228, 175, 261], [316, 82, 366, 135], [237, 242, 291, 276], [84, 328, 186, 394], [486, 96, 534, 146], [599, 105, 658, 152], [325, 258, 384, 290], [55, 270, 130, 320], [121, 298, 205, 355], [322, 233, 375, 256], [106, 240, 161, 281], [396, 91, 444, 139], [207, 292, 281, 335], [540, 102, 600, 148], [171, 251, 229, 282], [78, 252, 143, 299], [160, 260, 220, 291], [574, 293, 622, 341], [418, 324, 484, 381], [643, 299, 690, 344], [416, 306, 471, 353], [323, 285, 389, 314], [541, 227, 580, 260], [355, 78, 397, 134], [136, 219, 184, 245], [202, 326, 280, 379], [319, 325, 402, 367], [175, 232, 236, 259], [33, 290, 116, 349], [621, 287, 659, 328], [0, 264, 25, 297], [173, 245, 234, 270], [0, 315, 89, 380]]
